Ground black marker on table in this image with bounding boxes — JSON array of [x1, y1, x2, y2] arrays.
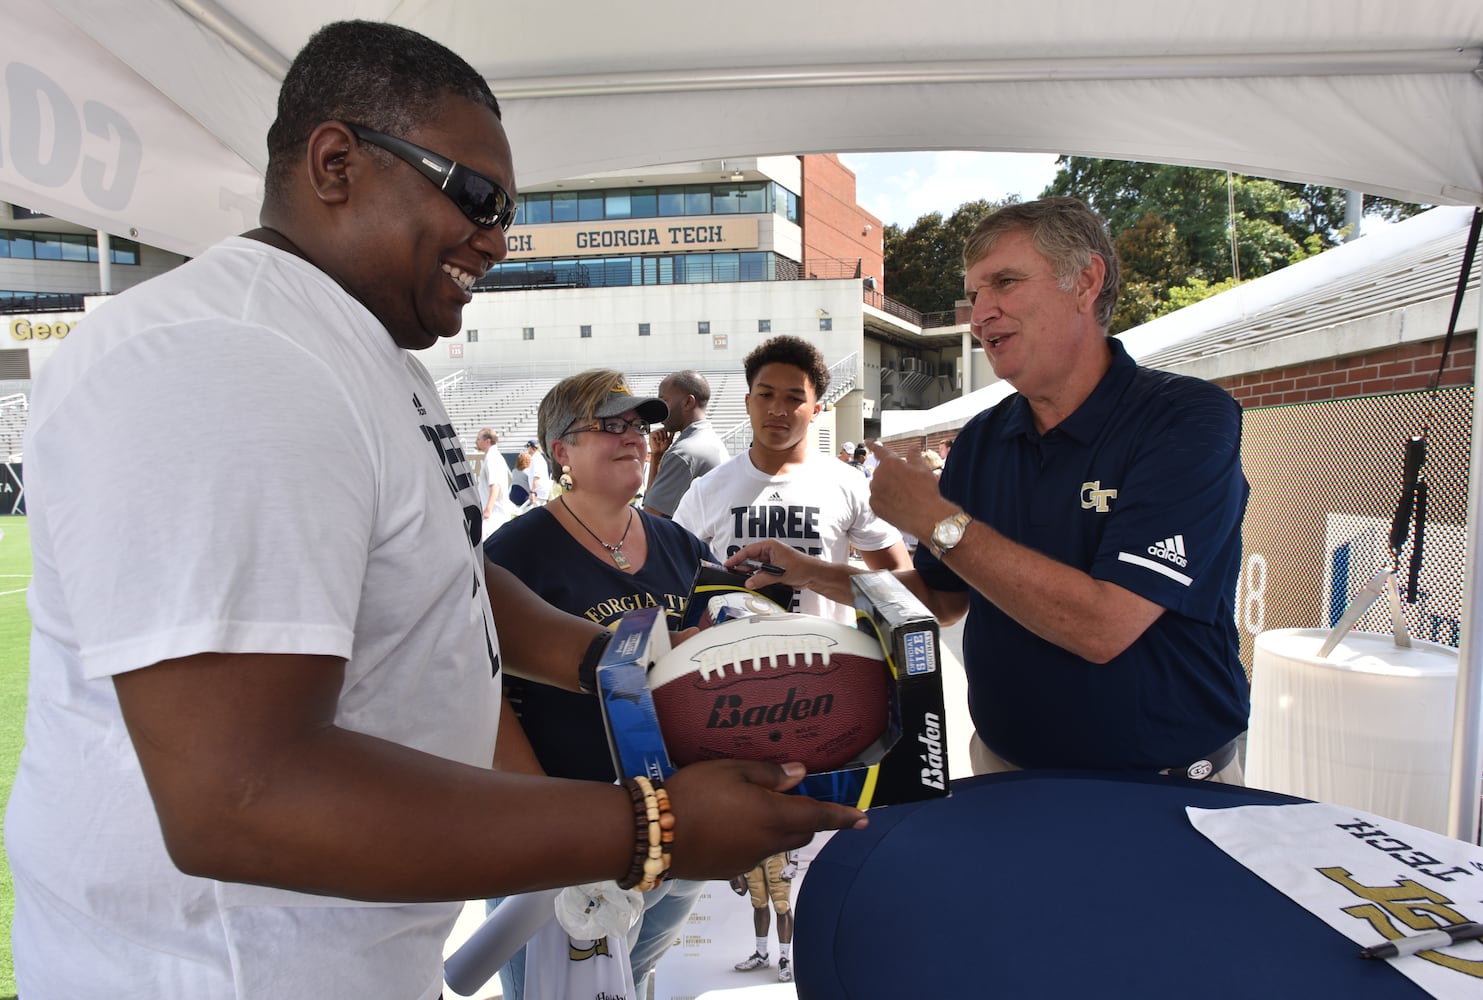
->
[[742, 558, 787, 575], [1359, 922, 1483, 959]]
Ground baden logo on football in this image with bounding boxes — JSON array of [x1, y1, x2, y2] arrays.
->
[[706, 686, 835, 729], [1148, 534, 1188, 567]]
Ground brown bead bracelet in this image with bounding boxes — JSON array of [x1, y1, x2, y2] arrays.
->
[[617, 775, 673, 891]]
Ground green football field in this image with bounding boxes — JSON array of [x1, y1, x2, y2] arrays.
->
[[0, 516, 31, 998]]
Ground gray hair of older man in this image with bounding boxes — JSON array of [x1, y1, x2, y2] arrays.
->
[[961, 196, 1121, 330]]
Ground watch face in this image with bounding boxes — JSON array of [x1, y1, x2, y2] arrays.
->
[[934, 517, 965, 548]]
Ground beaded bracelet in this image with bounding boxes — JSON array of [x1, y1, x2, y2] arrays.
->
[[617, 775, 674, 891], [617, 780, 648, 890]]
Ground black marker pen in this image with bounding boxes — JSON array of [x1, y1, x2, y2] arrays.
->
[[1359, 922, 1483, 959]]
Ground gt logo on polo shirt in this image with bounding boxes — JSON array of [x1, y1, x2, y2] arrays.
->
[[1080, 481, 1117, 512]]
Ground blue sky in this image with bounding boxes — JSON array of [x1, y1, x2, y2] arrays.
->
[[839, 151, 1064, 229]]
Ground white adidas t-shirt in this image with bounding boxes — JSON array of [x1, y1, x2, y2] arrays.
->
[[6, 237, 501, 999], [673, 450, 901, 623]]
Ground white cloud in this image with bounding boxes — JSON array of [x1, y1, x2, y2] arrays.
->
[[840, 151, 1063, 229]]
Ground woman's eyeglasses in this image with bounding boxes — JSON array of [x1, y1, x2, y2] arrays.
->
[[565, 417, 650, 438], [345, 123, 518, 232]]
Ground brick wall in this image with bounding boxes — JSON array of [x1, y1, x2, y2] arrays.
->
[[801, 154, 884, 289], [1214, 334, 1475, 408]]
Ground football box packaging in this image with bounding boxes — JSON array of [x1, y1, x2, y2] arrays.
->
[[840, 569, 950, 805]]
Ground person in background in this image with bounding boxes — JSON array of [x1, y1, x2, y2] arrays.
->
[[848, 444, 870, 476], [509, 450, 534, 510], [475, 426, 513, 539], [644, 369, 729, 519], [4, 21, 866, 998], [836, 441, 855, 463], [673, 335, 910, 625], [524, 437, 551, 504], [485, 369, 720, 1000], [730, 851, 798, 983], [728, 197, 1250, 783], [524, 438, 549, 503]]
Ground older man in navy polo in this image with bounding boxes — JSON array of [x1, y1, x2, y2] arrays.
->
[[727, 197, 1250, 782]]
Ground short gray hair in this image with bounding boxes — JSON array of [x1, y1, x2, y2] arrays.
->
[[962, 197, 1121, 329]]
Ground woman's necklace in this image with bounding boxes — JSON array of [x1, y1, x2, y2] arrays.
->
[[561, 496, 635, 570]]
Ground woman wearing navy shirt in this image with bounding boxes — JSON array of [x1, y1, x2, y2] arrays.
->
[[483, 368, 716, 1000]]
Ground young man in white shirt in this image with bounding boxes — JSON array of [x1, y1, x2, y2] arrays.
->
[[673, 335, 910, 624]]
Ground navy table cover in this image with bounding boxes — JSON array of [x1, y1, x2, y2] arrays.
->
[[795, 770, 1429, 998]]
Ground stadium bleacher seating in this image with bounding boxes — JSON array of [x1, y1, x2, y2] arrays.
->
[[0, 386, 28, 459], [439, 369, 754, 457]]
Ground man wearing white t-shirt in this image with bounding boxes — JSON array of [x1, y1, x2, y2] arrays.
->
[[673, 336, 910, 624], [4, 23, 865, 1000], [476, 426, 514, 538]]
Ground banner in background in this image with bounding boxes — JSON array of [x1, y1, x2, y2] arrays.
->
[[0, 462, 22, 515]]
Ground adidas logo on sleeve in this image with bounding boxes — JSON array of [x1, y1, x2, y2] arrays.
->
[[1116, 533, 1193, 585], [1147, 535, 1187, 567]]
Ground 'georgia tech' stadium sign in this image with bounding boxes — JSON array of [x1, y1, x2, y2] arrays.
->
[[505, 217, 760, 259], [10, 317, 73, 341]]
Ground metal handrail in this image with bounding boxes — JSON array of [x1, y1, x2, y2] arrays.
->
[[820, 352, 859, 408], [717, 418, 751, 456]]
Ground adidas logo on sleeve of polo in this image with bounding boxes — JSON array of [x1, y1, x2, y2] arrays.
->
[[1148, 535, 1188, 567], [1117, 533, 1193, 585]]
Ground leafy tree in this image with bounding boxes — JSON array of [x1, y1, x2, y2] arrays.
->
[[883, 197, 1014, 315], [1164, 276, 1240, 313], [1045, 159, 1306, 287], [880, 157, 1426, 332], [1043, 157, 1425, 332], [1110, 212, 1190, 330], [1276, 182, 1424, 244]]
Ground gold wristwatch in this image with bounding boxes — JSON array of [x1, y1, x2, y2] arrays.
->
[[928, 511, 972, 559]]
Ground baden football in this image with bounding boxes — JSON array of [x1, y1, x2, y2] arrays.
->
[[648, 613, 892, 773]]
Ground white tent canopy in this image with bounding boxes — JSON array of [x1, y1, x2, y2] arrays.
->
[[5, 0, 1483, 839], [3, 0, 1481, 257]]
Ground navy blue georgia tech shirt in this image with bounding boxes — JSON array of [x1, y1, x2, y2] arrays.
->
[[915, 338, 1251, 770], [484, 507, 716, 782]]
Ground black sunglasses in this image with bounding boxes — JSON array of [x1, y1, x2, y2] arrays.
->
[[345, 123, 518, 231]]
